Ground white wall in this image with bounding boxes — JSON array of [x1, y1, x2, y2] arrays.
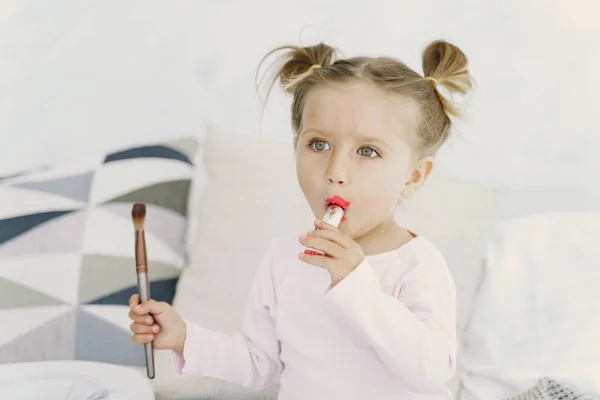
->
[[1, 0, 599, 192]]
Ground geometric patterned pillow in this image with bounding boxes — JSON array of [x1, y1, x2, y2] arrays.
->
[[0, 137, 198, 367]]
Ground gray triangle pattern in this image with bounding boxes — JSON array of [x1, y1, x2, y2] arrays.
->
[[75, 308, 145, 366], [0, 310, 75, 362], [99, 202, 186, 254], [79, 254, 181, 304], [0, 278, 65, 309], [14, 171, 94, 202], [0, 209, 87, 258], [166, 138, 199, 160]]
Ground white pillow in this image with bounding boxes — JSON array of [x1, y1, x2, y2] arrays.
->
[[459, 213, 600, 399], [166, 123, 508, 397]]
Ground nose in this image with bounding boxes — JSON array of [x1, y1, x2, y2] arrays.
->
[[327, 176, 346, 185], [326, 153, 348, 186]]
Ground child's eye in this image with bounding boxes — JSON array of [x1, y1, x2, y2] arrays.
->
[[358, 146, 379, 158], [310, 139, 330, 152]]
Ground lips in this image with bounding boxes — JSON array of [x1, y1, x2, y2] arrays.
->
[[325, 196, 350, 222], [325, 195, 350, 209]]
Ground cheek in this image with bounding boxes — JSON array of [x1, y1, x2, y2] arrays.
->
[[296, 152, 317, 193], [358, 162, 408, 206]]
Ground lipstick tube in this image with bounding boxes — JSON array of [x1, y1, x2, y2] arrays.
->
[[304, 205, 344, 256]]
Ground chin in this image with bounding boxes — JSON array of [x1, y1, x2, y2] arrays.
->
[[340, 220, 364, 238]]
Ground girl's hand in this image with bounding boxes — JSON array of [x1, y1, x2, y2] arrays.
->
[[298, 219, 365, 287], [128, 294, 187, 355]]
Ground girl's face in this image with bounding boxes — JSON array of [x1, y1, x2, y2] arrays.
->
[[295, 81, 433, 242]]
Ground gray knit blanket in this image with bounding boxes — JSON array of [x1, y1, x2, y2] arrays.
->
[[505, 378, 597, 400]]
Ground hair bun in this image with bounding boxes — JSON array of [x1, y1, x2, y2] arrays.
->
[[258, 42, 338, 95], [422, 40, 474, 117]]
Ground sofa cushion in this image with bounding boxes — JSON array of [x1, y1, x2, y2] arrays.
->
[[0, 360, 155, 400], [459, 213, 600, 399]]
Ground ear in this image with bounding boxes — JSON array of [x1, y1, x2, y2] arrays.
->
[[401, 156, 435, 199]]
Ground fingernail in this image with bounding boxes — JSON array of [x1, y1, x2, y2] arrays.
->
[[299, 235, 306, 241], [153, 325, 159, 332]]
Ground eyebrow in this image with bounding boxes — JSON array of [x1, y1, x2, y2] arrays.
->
[[299, 128, 322, 138], [358, 136, 391, 149], [300, 129, 391, 149]]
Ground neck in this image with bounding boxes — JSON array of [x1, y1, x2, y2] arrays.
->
[[353, 218, 413, 255]]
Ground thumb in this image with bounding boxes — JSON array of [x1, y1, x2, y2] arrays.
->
[[133, 299, 170, 315], [128, 294, 140, 308]]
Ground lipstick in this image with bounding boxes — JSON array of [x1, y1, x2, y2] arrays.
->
[[304, 205, 345, 256]]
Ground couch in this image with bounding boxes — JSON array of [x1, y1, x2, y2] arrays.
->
[[1, 122, 599, 400]]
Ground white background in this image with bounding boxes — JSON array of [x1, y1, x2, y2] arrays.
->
[[1, 0, 599, 192]]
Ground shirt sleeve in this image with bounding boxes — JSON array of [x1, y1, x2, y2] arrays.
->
[[325, 248, 457, 392], [170, 242, 283, 389]]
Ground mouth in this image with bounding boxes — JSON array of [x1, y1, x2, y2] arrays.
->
[[325, 196, 350, 221]]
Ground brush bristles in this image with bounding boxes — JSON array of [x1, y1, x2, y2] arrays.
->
[[132, 203, 146, 231]]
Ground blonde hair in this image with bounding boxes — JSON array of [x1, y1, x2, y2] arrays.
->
[[257, 40, 474, 156]]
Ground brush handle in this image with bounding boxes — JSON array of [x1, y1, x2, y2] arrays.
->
[[137, 271, 155, 379]]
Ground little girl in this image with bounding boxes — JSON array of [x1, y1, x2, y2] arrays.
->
[[129, 39, 473, 399]]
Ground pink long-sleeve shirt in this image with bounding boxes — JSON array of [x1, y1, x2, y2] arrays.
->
[[172, 234, 457, 400]]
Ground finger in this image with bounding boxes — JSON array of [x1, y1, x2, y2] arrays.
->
[[314, 218, 346, 231], [130, 322, 160, 335], [308, 227, 351, 249], [129, 294, 140, 308], [314, 218, 336, 230], [131, 323, 160, 334], [300, 236, 344, 258], [298, 251, 332, 269], [128, 310, 154, 325], [132, 299, 170, 316], [132, 333, 155, 345]]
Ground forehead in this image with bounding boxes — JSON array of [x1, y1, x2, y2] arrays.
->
[[301, 81, 419, 143]]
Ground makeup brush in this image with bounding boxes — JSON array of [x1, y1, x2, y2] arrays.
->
[[132, 202, 155, 379]]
